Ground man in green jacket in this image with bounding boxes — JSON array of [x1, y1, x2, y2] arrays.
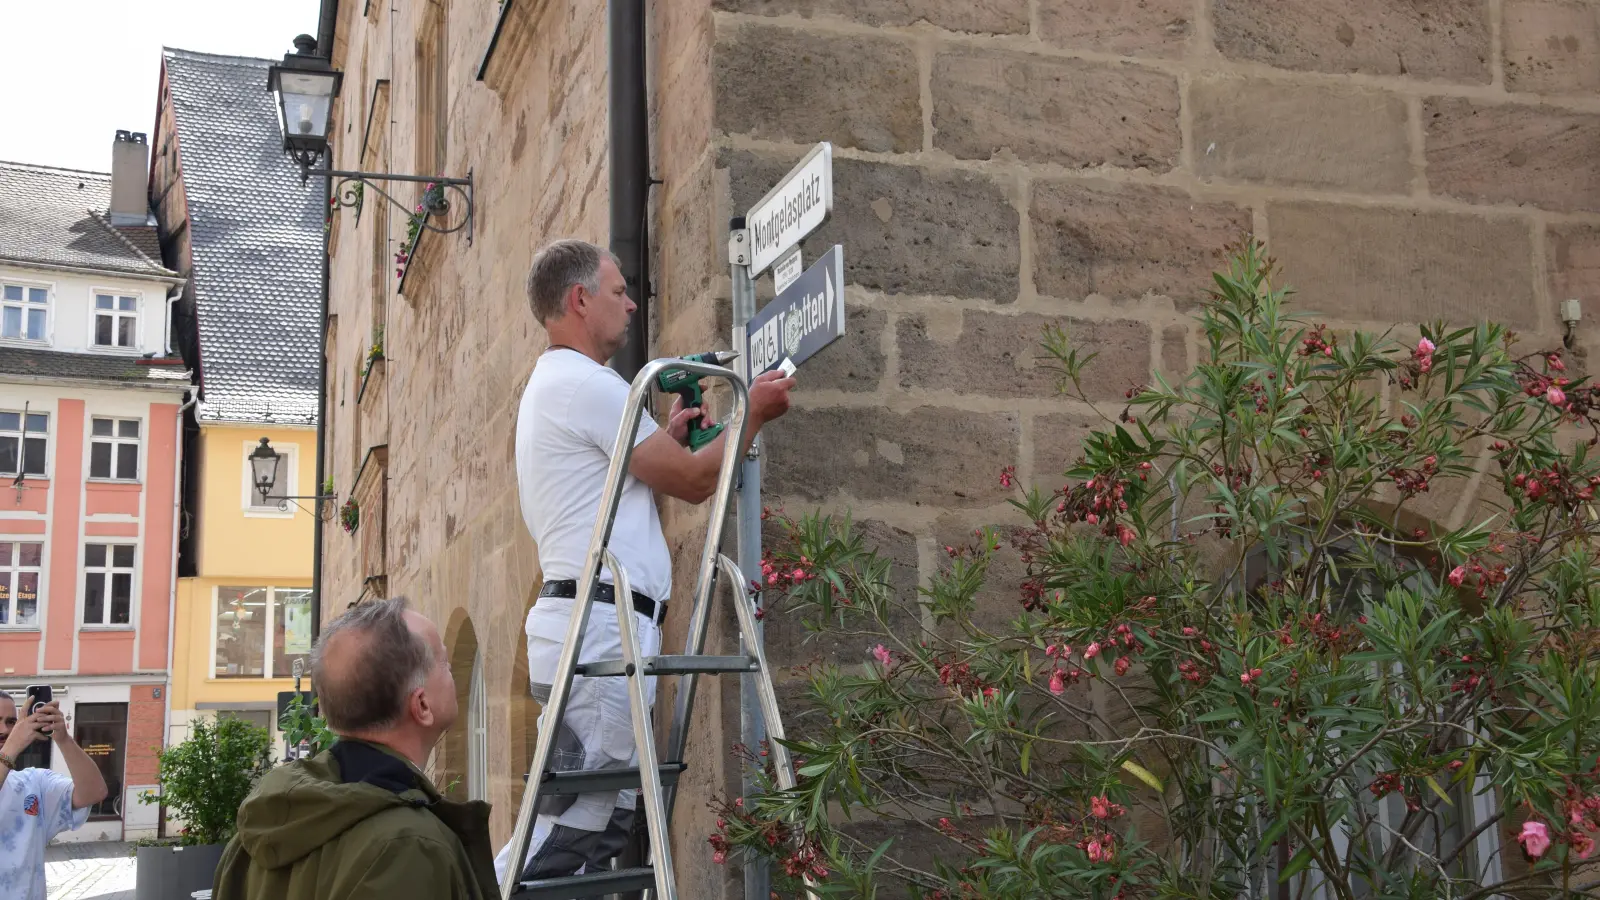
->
[[214, 597, 499, 899]]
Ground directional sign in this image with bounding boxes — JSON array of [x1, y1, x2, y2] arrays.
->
[[747, 245, 845, 376], [745, 142, 833, 276]]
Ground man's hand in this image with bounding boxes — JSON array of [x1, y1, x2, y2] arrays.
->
[[665, 394, 712, 447], [748, 370, 795, 426], [3, 701, 57, 757], [36, 702, 67, 743]]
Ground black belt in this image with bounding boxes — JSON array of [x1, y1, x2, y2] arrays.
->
[[540, 579, 664, 621]]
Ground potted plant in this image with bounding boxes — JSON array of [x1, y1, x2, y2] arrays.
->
[[340, 498, 360, 534], [134, 716, 271, 900]]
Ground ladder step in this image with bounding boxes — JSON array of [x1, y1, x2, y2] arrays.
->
[[576, 654, 759, 677], [512, 866, 657, 899], [534, 762, 686, 795]]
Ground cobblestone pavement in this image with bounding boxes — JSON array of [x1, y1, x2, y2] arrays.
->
[[44, 841, 136, 900]]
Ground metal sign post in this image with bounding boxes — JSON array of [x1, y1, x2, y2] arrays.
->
[[729, 142, 838, 900], [727, 218, 769, 900]]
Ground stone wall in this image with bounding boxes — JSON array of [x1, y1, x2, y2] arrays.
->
[[316, 0, 1600, 894]]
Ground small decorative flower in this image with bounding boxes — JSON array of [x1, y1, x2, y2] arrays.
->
[[1548, 386, 1567, 407], [1519, 820, 1551, 858], [872, 644, 892, 667], [1448, 566, 1467, 587], [1084, 642, 1101, 659]]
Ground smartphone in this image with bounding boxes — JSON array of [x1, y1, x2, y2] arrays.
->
[[24, 684, 51, 735]]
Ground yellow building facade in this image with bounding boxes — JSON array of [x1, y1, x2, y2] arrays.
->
[[170, 423, 316, 755]]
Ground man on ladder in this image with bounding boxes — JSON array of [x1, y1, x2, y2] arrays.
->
[[495, 239, 795, 883]]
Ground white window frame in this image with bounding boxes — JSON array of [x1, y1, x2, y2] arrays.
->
[[88, 417, 142, 482], [209, 585, 311, 680], [89, 289, 140, 352], [0, 280, 52, 344], [241, 441, 296, 519], [0, 539, 44, 629], [0, 410, 49, 479], [82, 542, 137, 628], [467, 650, 488, 801]]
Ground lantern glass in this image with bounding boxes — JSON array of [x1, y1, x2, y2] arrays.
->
[[248, 440, 282, 503]]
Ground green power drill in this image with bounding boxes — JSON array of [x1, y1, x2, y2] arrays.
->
[[656, 351, 740, 451]]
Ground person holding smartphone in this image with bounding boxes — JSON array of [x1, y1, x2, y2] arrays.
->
[[0, 688, 110, 900]]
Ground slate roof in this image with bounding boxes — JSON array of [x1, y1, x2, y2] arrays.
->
[[0, 346, 189, 388], [163, 48, 322, 425], [0, 162, 179, 280]]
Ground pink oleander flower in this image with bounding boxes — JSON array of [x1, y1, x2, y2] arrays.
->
[[1084, 642, 1102, 659], [1448, 566, 1467, 587], [1086, 840, 1104, 863], [872, 644, 892, 667], [1048, 669, 1065, 695], [1417, 337, 1436, 355], [1548, 386, 1567, 407], [1519, 820, 1551, 858], [1091, 795, 1112, 819]]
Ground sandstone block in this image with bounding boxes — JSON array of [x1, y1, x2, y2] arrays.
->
[[1037, 0, 1192, 57], [1267, 201, 1538, 330], [1549, 224, 1600, 310], [1033, 411, 1099, 489], [1212, 0, 1491, 82], [763, 517, 922, 668], [802, 303, 887, 393], [715, 22, 921, 153], [1160, 324, 1190, 384], [1503, 0, 1600, 93], [711, 0, 1029, 34], [725, 149, 1021, 301], [764, 405, 1020, 505], [1191, 76, 1412, 193], [934, 519, 1032, 636], [897, 309, 1151, 401], [1425, 97, 1600, 213], [931, 48, 1180, 170], [1031, 180, 1251, 308]]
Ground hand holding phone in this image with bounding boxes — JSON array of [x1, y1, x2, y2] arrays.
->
[[24, 685, 52, 736]]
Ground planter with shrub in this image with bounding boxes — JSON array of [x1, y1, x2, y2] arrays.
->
[[135, 716, 271, 900]]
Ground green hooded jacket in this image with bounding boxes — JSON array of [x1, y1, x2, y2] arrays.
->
[[213, 739, 499, 900]]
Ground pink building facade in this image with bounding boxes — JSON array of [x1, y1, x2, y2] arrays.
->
[[0, 136, 189, 841]]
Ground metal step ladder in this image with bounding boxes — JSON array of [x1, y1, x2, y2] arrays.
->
[[499, 356, 801, 900]]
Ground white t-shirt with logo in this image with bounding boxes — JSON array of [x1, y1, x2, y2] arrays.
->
[[515, 348, 671, 604], [0, 766, 89, 900]]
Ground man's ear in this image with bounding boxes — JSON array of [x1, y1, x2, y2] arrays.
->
[[410, 686, 435, 729], [565, 282, 587, 319]]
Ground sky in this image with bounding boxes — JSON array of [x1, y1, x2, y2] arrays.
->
[[1, 0, 323, 172]]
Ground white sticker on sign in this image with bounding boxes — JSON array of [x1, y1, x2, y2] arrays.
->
[[773, 248, 803, 294]]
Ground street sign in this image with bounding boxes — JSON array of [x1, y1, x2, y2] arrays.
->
[[747, 245, 845, 375], [772, 247, 803, 295], [745, 142, 832, 276]]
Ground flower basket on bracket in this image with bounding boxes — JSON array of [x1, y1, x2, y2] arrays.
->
[[339, 498, 359, 534]]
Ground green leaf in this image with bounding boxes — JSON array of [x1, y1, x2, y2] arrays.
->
[[1278, 846, 1315, 883], [1425, 776, 1454, 807], [1121, 759, 1164, 793]]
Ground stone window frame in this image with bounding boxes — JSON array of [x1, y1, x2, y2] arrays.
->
[[1224, 536, 1506, 898]]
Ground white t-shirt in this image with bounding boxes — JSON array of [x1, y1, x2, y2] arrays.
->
[[515, 348, 672, 603], [0, 766, 89, 900]]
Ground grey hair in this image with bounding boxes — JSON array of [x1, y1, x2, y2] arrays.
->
[[310, 596, 433, 732], [526, 238, 619, 325]]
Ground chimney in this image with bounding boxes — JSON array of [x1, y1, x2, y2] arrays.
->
[[109, 130, 149, 226]]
